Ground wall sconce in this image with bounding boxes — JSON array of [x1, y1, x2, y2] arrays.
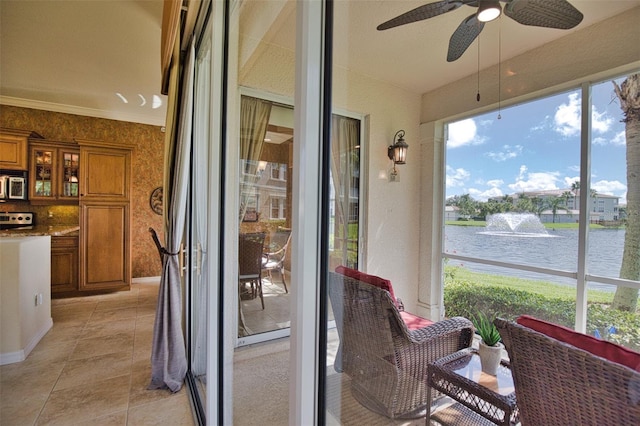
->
[[388, 130, 408, 166]]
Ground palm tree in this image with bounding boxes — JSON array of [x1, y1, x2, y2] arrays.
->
[[612, 74, 640, 312], [546, 196, 572, 223], [562, 190, 574, 209]]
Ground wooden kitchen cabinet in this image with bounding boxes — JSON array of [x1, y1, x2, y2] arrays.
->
[[77, 140, 132, 292], [29, 141, 80, 204], [0, 128, 41, 170], [51, 235, 79, 293], [79, 143, 130, 200], [79, 202, 130, 291]]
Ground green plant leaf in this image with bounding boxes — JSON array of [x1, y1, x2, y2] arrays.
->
[[472, 312, 501, 346]]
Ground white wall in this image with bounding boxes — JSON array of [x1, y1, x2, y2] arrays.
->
[[0, 236, 52, 365]]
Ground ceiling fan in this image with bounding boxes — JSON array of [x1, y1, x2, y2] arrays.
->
[[377, 0, 584, 62]]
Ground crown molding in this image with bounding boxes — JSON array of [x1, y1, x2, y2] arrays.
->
[[0, 96, 166, 127]]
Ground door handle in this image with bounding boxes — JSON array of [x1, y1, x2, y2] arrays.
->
[[179, 243, 185, 277]]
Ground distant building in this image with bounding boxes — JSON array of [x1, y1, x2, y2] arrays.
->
[[445, 205, 461, 221], [490, 189, 621, 223]]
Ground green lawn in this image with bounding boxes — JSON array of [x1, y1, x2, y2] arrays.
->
[[447, 266, 614, 304], [446, 220, 610, 230]]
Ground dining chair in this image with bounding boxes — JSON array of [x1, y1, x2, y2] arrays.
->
[[262, 228, 292, 293], [239, 232, 266, 309], [149, 227, 164, 266]]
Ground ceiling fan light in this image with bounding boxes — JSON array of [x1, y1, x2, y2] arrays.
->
[[477, 0, 501, 22]]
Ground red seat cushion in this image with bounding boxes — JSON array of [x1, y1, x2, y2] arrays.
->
[[335, 266, 397, 305], [517, 315, 640, 372], [400, 311, 434, 330]]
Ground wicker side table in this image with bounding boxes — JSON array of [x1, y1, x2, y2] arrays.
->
[[427, 348, 519, 426]]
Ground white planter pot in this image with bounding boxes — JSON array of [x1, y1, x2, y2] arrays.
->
[[478, 341, 503, 375]]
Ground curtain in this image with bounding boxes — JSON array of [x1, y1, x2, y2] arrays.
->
[[238, 96, 272, 221], [148, 37, 195, 392], [191, 39, 211, 379], [330, 115, 359, 267]]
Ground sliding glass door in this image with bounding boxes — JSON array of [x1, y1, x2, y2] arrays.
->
[[186, 22, 212, 420]]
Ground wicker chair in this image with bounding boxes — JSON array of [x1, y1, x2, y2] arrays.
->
[[327, 272, 473, 419], [495, 318, 640, 425], [239, 232, 266, 309]]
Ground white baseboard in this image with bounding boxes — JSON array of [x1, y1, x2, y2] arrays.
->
[[133, 276, 161, 284], [0, 317, 53, 365]]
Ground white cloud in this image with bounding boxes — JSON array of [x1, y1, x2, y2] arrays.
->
[[554, 93, 581, 136], [554, 93, 614, 137], [619, 191, 627, 205], [592, 136, 607, 145], [592, 106, 613, 134], [592, 179, 626, 196], [486, 145, 523, 162], [530, 119, 549, 132], [447, 118, 485, 148], [446, 165, 470, 188], [469, 186, 504, 202], [486, 179, 504, 188], [509, 166, 561, 192], [611, 131, 626, 146], [563, 176, 581, 188]]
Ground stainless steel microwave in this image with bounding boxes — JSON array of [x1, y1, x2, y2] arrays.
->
[[0, 170, 28, 200], [8, 176, 27, 200]]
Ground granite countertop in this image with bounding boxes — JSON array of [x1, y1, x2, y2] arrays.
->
[[0, 225, 80, 237]]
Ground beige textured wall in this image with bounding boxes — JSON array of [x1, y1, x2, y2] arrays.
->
[[0, 105, 164, 278]]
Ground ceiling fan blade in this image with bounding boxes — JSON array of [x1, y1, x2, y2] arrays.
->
[[447, 14, 484, 62], [377, 0, 466, 31], [504, 0, 583, 30]]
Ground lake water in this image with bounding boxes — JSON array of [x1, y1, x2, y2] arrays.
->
[[444, 225, 626, 292]]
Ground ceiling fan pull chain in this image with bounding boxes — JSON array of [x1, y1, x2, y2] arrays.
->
[[477, 28, 481, 102], [498, 14, 502, 119]]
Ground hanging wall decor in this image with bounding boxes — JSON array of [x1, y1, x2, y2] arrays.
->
[[150, 186, 163, 215]]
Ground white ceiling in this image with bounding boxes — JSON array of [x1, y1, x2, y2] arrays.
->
[[0, 0, 167, 126], [1, 1, 639, 127], [333, 0, 640, 94]]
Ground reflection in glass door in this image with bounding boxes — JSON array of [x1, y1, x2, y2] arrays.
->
[[186, 16, 212, 422], [237, 95, 294, 342]]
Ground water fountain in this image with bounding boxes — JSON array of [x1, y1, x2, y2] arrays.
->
[[482, 213, 551, 237]]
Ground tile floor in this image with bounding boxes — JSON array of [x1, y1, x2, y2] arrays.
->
[[241, 275, 291, 335], [0, 280, 194, 426]]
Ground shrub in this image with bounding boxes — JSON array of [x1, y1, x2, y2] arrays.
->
[[444, 280, 640, 351]]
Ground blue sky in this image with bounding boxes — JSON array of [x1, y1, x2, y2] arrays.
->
[[445, 77, 629, 204]]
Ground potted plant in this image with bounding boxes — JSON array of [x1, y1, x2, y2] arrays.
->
[[472, 313, 503, 375]]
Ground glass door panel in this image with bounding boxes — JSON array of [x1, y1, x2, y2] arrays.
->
[[33, 148, 54, 197], [325, 2, 416, 423], [229, 1, 297, 424], [61, 151, 79, 198], [187, 12, 213, 422], [587, 75, 640, 350]]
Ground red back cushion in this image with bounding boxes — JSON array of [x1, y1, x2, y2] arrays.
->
[[517, 315, 640, 372], [335, 266, 397, 305]]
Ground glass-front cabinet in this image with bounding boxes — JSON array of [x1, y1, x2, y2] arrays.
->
[[29, 142, 79, 203]]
